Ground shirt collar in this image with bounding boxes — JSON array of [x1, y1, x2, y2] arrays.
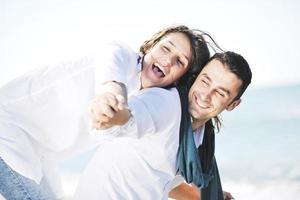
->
[[193, 125, 205, 148]]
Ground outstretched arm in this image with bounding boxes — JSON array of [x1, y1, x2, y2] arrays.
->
[[92, 87, 181, 139], [91, 43, 139, 129]]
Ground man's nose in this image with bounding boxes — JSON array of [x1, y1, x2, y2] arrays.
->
[[201, 89, 211, 102]]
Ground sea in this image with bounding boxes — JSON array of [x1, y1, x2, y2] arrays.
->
[[215, 84, 300, 199], [59, 84, 300, 199]]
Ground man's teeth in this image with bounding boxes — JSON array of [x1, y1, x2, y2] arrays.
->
[[196, 96, 209, 108], [199, 104, 209, 109]]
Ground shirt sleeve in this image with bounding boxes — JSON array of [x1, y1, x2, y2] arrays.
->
[[116, 87, 181, 138], [93, 42, 138, 92]]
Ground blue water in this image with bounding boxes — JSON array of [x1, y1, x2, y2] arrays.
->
[[216, 84, 300, 182]]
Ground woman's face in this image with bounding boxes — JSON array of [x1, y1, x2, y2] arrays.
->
[[141, 32, 192, 89]]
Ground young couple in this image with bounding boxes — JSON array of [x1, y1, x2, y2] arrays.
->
[[0, 25, 251, 200]]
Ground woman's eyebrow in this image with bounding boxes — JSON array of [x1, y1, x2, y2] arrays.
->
[[167, 40, 189, 62]]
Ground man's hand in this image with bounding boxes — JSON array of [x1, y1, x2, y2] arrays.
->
[[223, 190, 234, 200], [169, 183, 200, 200]]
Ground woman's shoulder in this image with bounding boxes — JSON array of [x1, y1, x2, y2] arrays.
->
[[133, 87, 180, 111], [105, 41, 137, 59]]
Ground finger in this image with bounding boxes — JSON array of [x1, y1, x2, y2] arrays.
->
[[98, 114, 111, 123], [92, 118, 112, 130], [90, 100, 104, 116], [91, 115, 101, 124], [91, 103, 113, 122], [91, 101, 115, 121], [92, 120, 101, 129], [115, 94, 127, 110], [91, 120, 97, 128], [225, 195, 234, 200], [90, 107, 102, 122], [101, 122, 113, 129], [106, 94, 119, 111], [92, 92, 118, 113], [102, 105, 116, 118]]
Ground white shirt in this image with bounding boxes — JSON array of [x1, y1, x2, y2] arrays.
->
[[0, 42, 141, 197], [74, 87, 205, 200]]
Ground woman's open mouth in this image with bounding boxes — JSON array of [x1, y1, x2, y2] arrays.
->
[[152, 64, 165, 78]]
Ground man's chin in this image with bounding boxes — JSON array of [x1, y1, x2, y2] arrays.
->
[[190, 110, 200, 120]]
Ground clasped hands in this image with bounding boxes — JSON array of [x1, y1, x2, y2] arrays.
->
[[90, 81, 131, 130]]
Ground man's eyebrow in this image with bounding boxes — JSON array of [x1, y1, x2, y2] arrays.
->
[[202, 74, 212, 82], [168, 41, 189, 62], [218, 86, 230, 96], [202, 73, 230, 95]]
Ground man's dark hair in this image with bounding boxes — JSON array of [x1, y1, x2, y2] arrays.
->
[[211, 51, 252, 100]]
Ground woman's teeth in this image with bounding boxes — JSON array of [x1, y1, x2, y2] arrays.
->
[[152, 64, 165, 77]]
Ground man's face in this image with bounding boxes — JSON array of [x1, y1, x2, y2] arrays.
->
[[141, 32, 192, 89], [188, 59, 242, 122]]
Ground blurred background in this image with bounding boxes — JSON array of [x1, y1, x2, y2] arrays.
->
[[1, 0, 300, 199]]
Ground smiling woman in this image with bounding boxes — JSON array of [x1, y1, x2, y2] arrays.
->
[[141, 32, 192, 89], [137, 25, 211, 90]]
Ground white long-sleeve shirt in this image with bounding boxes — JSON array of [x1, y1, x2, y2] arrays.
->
[[0, 42, 142, 197]]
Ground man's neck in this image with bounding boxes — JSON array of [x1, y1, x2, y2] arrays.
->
[[192, 118, 209, 131]]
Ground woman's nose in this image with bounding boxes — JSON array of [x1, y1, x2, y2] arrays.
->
[[159, 56, 172, 68]]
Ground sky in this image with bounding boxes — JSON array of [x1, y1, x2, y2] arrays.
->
[[1, 0, 300, 89]]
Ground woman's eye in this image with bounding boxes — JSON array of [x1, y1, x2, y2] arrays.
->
[[177, 58, 183, 67]]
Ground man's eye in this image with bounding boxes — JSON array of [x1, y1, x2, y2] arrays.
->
[[162, 46, 170, 52], [217, 91, 225, 97], [202, 80, 208, 86]]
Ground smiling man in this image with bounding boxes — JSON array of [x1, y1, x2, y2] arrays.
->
[[188, 56, 244, 130], [75, 51, 252, 200], [170, 51, 252, 200]]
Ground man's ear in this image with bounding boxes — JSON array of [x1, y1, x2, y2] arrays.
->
[[226, 99, 241, 111]]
